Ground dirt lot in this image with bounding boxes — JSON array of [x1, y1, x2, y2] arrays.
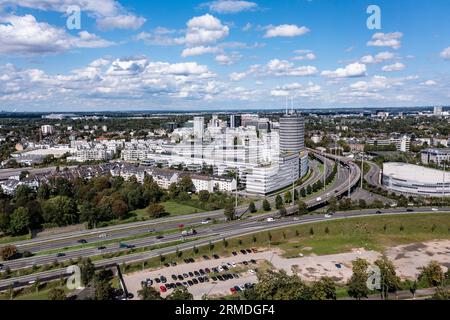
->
[[124, 240, 450, 299]]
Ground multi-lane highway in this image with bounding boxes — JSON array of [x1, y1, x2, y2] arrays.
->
[[0, 151, 364, 290], [1, 207, 448, 291], [7, 157, 333, 256]]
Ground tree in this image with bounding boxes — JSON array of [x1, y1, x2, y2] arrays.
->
[[347, 259, 370, 300], [48, 287, 67, 301], [111, 199, 129, 220], [419, 261, 444, 287], [224, 203, 236, 221], [375, 255, 401, 300], [328, 197, 338, 213], [146, 203, 166, 219], [358, 199, 367, 209], [275, 195, 283, 210], [138, 284, 162, 300], [311, 277, 337, 300], [178, 176, 194, 193], [248, 202, 257, 213], [300, 188, 306, 198], [198, 190, 210, 202], [284, 191, 292, 204], [306, 185, 312, 195], [243, 270, 311, 300], [42, 196, 78, 226], [80, 258, 96, 286], [297, 201, 309, 215], [262, 200, 271, 212], [166, 286, 194, 300], [95, 279, 115, 300], [0, 245, 18, 261], [9, 207, 31, 236]]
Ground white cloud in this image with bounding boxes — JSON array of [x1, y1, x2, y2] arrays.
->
[[183, 14, 229, 46], [421, 80, 437, 86], [0, 0, 146, 30], [0, 14, 113, 55], [266, 59, 317, 76], [0, 57, 219, 105], [441, 47, 450, 60], [204, 0, 258, 14], [264, 24, 310, 38], [321, 62, 367, 78], [382, 62, 405, 72], [361, 52, 397, 64], [96, 14, 146, 30], [293, 50, 316, 61], [271, 81, 321, 98], [181, 46, 220, 57], [215, 52, 241, 65], [229, 72, 247, 81], [367, 32, 403, 49]]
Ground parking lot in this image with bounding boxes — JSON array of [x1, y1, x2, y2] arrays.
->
[[124, 248, 263, 299]]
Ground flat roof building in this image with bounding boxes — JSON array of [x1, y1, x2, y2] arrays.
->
[[382, 162, 450, 197]]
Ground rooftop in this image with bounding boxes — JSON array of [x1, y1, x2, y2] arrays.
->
[[383, 162, 450, 183]]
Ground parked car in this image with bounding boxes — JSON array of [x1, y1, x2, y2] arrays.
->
[[160, 286, 167, 293], [232, 251, 238, 256], [203, 255, 210, 260], [213, 254, 220, 259], [230, 287, 237, 294], [171, 275, 177, 281]]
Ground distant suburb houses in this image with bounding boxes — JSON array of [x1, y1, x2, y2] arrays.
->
[[0, 163, 237, 195]]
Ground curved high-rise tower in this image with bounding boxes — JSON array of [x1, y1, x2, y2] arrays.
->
[[279, 112, 305, 155]]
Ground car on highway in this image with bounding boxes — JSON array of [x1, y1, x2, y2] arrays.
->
[[97, 246, 106, 250], [325, 214, 333, 218], [432, 208, 439, 212], [156, 235, 164, 240], [56, 253, 66, 257], [316, 197, 322, 202], [119, 243, 135, 249], [406, 209, 414, 212], [375, 211, 382, 215], [201, 220, 210, 225], [77, 239, 88, 244]]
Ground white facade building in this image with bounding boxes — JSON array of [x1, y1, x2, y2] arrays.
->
[[383, 162, 450, 197]]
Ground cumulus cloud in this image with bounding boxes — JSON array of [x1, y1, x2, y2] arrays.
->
[[441, 47, 450, 60], [0, 57, 219, 105], [270, 81, 321, 98], [321, 63, 367, 78], [203, 0, 258, 14], [360, 51, 396, 64], [181, 46, 220, 57], [382, 62, 405, 72], [421, 80, 437, 86], [264, 24, 310, 38], [96, 14, 146, 30], [215, 52, 241, 65], [0, 0, 146, 30], [265, 59, 317, 77], [0, 14, 113, 55], [367, 32, 403, 49], [293, 50, 316, 61], [183, 14, 229, 46]]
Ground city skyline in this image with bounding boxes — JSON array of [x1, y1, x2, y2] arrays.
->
[[0, 0, 449, 111]]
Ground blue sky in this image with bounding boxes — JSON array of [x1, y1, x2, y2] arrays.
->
[[0, 0, 449, 111]]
